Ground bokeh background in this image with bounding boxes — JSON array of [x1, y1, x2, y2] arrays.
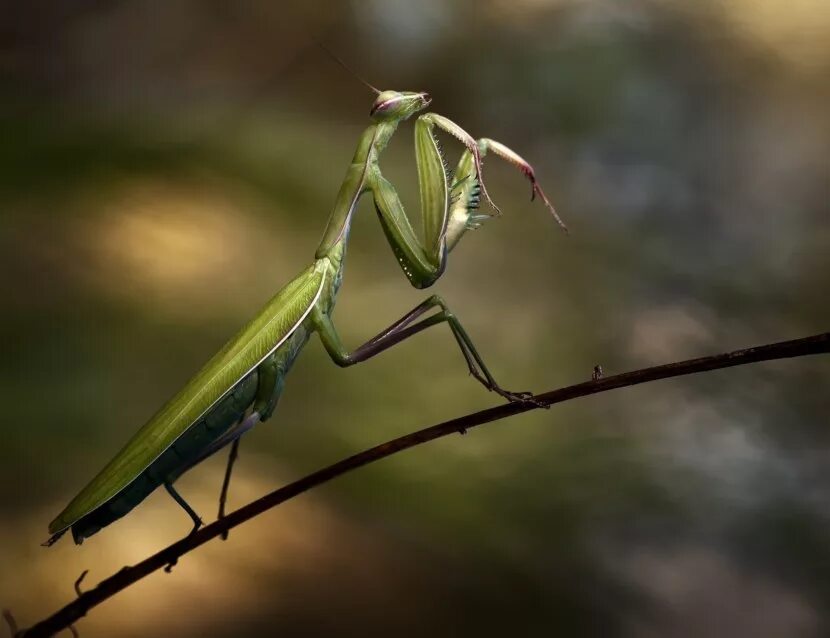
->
[[2, 1, 829, 636]]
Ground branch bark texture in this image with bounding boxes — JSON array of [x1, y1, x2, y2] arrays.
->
[[17, 332, 830, 637]]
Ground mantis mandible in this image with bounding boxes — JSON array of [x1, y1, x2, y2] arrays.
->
[[46, 83, 566, 546]]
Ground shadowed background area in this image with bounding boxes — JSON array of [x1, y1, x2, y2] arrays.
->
[[1, 1, 829, 636]]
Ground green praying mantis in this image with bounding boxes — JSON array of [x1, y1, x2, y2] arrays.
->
[[46, 78, 566, 546]]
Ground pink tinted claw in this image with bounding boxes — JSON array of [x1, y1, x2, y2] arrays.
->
[[480, 138, 568, 233], [530, 175, 568, 233]]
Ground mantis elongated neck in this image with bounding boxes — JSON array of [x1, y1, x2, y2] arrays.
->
[[315, 121, 400, 266]]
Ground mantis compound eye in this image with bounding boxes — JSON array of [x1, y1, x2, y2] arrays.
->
[[369, 91, 399, 117]]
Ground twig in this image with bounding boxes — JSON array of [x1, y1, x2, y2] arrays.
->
[[73, 572, 88, 599], [3, 610, 18, 637], [17, 332, 830, 637]]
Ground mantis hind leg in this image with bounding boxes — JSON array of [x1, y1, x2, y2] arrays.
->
[[217, 438, 240, 540], [313, 295, 544, 406], [163, 481, 202, 535], [216, 355, 283, 538]]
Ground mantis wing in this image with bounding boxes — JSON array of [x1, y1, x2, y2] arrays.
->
[[49, 262, 327, 534]]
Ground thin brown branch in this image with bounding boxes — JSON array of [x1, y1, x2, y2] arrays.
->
[[18, 332, 830, 637]]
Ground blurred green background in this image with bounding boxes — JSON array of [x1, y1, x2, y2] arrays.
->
[[1, 1, 829, 636]]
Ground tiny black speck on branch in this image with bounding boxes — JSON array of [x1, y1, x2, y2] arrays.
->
[[16, 332, 830, 638]]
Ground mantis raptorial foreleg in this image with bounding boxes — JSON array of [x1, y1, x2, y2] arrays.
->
[[312, 295, 536, 403], [477, 138, 564, 229], [444, 137, 566, 250], [367, 112, 505, 290], [370, 116, 565, 291]]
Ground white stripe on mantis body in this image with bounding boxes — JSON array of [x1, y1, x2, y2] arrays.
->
[[162, 265, 328, 435]]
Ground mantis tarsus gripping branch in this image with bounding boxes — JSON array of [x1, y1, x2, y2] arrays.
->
[[45, 84, 566, 546]]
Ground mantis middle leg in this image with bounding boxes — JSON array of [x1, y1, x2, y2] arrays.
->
[[313, 295, 541, 404]]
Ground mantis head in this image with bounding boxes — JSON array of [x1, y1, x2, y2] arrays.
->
[[370, 91, 432, 122]]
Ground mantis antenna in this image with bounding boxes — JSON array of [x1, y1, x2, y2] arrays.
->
[[315, 40, 381, 95]]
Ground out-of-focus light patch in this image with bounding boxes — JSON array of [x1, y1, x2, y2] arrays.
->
[[91, 183, 245, 304], [486, 0, 830, 71], [611, 544, 818, 637], [490, 0, 562, 13], [74, 181, 298, 318], [716, 0, 830, 71], [571, 155, 693, 223], [488, 0, 652, 31], [361, 0, 449, 56], [626, 304, 713, 364], [719, 95, 829, 271], [0, 466, 399, 637], [642, 389, 790, 506], [102, 197, 239, 289], [1, 470, 306, 635]]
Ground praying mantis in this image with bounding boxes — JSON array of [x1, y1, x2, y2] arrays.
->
[[46, 83, 566, 546]]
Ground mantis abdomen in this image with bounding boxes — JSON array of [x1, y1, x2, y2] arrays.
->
[[68, 371, 261, 543], [49, 261, 326, 545]]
